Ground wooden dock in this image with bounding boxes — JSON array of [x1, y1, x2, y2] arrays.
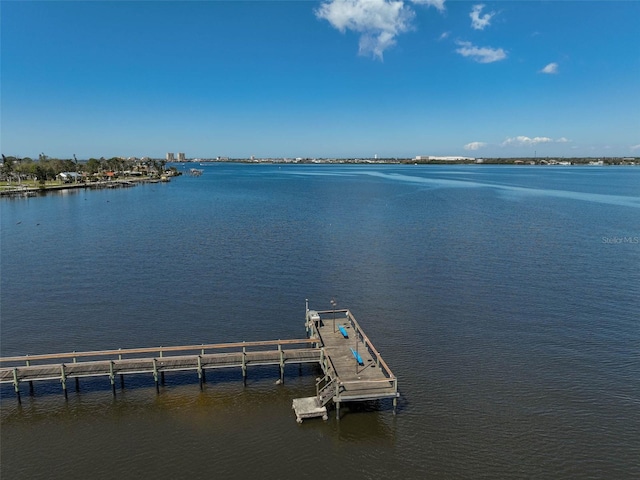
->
[[0, 302, 399, 422]]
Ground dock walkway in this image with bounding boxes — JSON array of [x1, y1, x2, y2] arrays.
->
[[0, 340, 319, 399]]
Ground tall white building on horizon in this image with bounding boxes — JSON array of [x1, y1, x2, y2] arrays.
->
[[177, 152, 186, 162], [166, 152, 175, 162]]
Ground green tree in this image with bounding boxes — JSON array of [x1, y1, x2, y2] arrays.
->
[[85, 158, 103, 175], [1, 155, 14, 181], [33, 164, 49, 187]]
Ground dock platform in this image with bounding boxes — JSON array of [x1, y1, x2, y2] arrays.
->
[[294, 304, 399, 421]]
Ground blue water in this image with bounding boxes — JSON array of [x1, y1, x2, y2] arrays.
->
[[1, 164, 639, 479]]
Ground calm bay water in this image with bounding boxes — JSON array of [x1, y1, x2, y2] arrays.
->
[[1, 164, 639, 479]]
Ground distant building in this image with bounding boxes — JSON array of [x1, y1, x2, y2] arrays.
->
[[166, 152, 175, 162], [177, 152, 186, 162]]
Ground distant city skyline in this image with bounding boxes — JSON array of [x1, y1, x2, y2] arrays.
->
[[2, 1, 639, 159]]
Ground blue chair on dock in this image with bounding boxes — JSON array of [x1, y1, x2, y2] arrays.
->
[[350, 348, 364, 365], [338, 325, 349, 338]]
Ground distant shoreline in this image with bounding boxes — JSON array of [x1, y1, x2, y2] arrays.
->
[[176, 157, 638, 166], [0, 177, 168, 197]]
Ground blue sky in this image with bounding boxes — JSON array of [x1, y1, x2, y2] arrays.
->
[[1, 0, 639, 159]]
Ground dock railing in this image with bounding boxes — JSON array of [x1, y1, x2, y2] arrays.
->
[[0, 339, 318, 367]]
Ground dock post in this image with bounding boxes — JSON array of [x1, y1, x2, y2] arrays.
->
[[278, 343, 284, 384], [159, 348, 165, 385], [197, 356, 203, 390], [60, 364, 68, 400], [26, 358, 34, 396], [109, 361, 116, 396], [119, 348, 125, 390], [242, 343, 247, 385], [12, 368, 21, 404], [73, 355, 79, 392], [152, 358, 159, 394], [336, 400, 340, 420], [393, 379, 398, 414]]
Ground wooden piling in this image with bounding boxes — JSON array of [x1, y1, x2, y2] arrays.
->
[[109, 361, 116, 396], [26, 358, 34, 396], [119, 349, 124, 390], [152, 358, 159, 393], [278, 343, 285, 384], [12, 368, 21, 404], [241, 343, 247, 384], [60, 364, 68, 400]]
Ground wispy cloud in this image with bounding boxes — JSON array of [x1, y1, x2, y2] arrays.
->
[[455, 40, 506, 63], [438, 31, 450, 41], [470, 4, 495, 30], [501, 136, 570, 147], [315, 0, 415, 60], [630, 144, 640, 151], [540, 62, 559, 74], [464, 141, 487, 151], [502, 136, 552, 146]]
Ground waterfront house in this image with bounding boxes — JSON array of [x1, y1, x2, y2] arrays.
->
[[56, 172, 83, 183]]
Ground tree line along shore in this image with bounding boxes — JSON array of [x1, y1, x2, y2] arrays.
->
[[0, 155, 180, 196]]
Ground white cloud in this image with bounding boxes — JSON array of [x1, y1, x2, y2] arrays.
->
[[438, 31, 450, 41], [470, 4, 495, 30], [464, 141, 487, 151], [411, 0, 446, 12], [455, 40, 506, 63], [540, 62, 559, 74], [630, 144, 640, 151], [501, 136, 573, 147], [315, 0, 447, 59], [315, 0, 415, 60]]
